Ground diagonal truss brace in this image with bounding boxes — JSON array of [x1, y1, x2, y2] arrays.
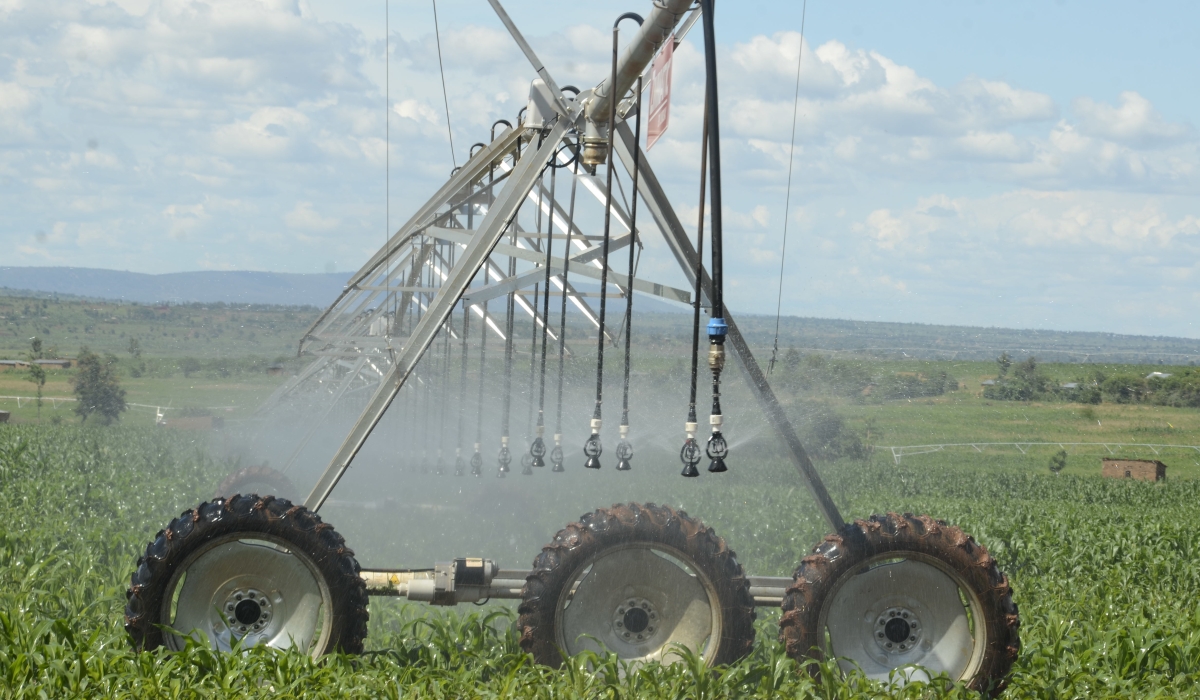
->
[[304, 121, 569, 511], [614, 121, 846, 531]]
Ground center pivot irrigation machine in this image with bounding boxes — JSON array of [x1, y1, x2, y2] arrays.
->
[[124, 0, 1019, 693]]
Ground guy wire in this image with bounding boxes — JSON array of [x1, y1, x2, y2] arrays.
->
[[431, 0, 456, 168], [769, 0, 808, 374]]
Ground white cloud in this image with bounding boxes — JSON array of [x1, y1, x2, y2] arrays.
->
[[285, 201, 339, 231], [1073, 92, 1193, 148], [855, 190, 1200, 253], [211, 106, 310, 158], [0, 2, 1198, 339]]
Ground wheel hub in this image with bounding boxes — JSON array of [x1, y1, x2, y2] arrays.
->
[[613, 597, 658, 642], [874, 606, 922, 653], [223, 588, 274, 636]]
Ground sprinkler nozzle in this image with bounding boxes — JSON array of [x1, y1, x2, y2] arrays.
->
[[615, 424, 632, 471], [435, 449, 445, 476], [680, 439, 701, 478], [520, 449, 533, 476], [583, 435, 602, 469], [680, 421, 701, 477], [530, 436, 546, 467], [470, 444, 483, 478], [497, 437, 511, 477], [454, 448, 465, 477], [550, 434, 564, 472], [583, 418, 602, 469], [706, 426, 728, 473]]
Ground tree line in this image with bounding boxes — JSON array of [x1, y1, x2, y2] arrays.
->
[[983, 352, 1200, 407]]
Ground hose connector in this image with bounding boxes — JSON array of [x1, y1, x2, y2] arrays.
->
[[707, 342, 726, 372], [706, 317, 728, 343]]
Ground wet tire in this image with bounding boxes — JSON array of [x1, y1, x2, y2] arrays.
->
[[125, 494, 369, 656], [216, 464, 297, 501], [519, 502, 755, 668], [779, 512, 1019, 696]]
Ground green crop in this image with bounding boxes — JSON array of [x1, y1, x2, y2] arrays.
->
[[1, 424, 1199, 697]]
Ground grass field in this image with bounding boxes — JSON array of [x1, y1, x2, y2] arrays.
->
[[2, 301, 1200, 697], [2, 415, 1200, 697]]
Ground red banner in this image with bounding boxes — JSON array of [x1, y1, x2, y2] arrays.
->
[[645, 35, 674, 150]]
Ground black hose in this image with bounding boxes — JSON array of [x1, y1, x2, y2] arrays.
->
[[552, 149, 580, 473], [616, 73, 645, 473], [681, 104, 708, 479], [531, 165, 557, 468], [700, 0, 723, 326], [437, 243, 453, 475], [699, 0, 728, 473], [498, 215, 517, 477], [455, 292, 470, 476]]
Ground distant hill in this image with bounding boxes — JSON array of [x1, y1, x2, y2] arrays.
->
[[2, 267, 1199, 364], [0, 267, 347, 307]]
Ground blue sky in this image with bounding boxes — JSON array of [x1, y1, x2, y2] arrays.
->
[[2, 0, 1197, 337]]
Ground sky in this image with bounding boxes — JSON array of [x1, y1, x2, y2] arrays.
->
[[1, 0, 1197, 338]]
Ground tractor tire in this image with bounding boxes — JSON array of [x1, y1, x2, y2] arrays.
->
[[125, 494, 369, 657], [780, 512, 1019, 697], [216, 464, 297, 501], [519, 502, 755, 668]]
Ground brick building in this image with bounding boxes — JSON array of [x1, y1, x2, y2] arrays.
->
[[1101, 458, 1166, 481]]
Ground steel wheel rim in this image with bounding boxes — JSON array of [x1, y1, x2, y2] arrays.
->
[[160, 532, 333, 658], [818, 551, 988, 685], [554, 543, 722, 667]]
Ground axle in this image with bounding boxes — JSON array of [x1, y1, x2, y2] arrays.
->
[[360, 561, 791, 608]]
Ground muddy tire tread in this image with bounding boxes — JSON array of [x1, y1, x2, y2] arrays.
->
[[124, 494, 368, 654], [779, 512, 1019, 697], [518, 502, 756, 668]]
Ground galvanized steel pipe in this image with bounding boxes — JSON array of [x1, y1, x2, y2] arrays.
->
[[586, 0, 694, 124]]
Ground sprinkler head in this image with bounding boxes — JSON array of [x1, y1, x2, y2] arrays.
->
[[550, 444, 565, 472], [520, 451, 533, 476], [454, 454, 466, 477], [436, 454, 445, 476], [470, 449, 483, 477], [583, 432, 603, 469], [706, 430, 728, 473], [680, 437, 701, 478], [615, 439, 633, 471], [530, 436, 546, 467], [497, 444, 512, 476]]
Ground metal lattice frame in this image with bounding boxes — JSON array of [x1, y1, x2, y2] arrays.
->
[[252, 0, 843, 531]]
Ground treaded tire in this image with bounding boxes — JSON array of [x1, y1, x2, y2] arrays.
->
[[518, 502, 756, 668], [216, 464, 297, 501], [125, 494, 369, 655], [779, 512, 1019, 697]]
